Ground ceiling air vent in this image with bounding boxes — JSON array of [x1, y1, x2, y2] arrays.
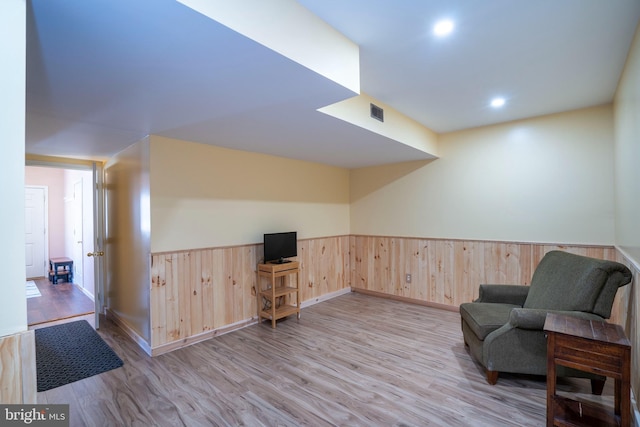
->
[[370, 103, 384, 122]]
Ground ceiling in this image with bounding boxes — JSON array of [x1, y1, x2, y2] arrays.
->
[[26, 0, 640, 168]]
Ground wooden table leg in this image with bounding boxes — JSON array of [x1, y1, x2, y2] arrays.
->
[[546, 333, 556, 427], [256, 270, 262, 325], [620, 372, 630, 426]]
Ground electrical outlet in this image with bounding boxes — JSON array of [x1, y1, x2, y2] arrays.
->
[[405, 274, 412, 283]]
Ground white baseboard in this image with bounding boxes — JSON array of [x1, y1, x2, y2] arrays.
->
[[74, 283, 95, 301], [105, 309, 152, 356]]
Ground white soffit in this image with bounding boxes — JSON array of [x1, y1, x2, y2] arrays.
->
[[319, 93, 439, 158]]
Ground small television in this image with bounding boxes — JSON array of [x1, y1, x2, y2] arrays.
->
[[264, 231, 297, 264]]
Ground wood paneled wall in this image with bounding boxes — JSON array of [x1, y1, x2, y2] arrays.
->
[[150, 236, 350, 354], [350, 235, 619, 310], [0, 330, 36, 404], [149, 234, 627, 352]]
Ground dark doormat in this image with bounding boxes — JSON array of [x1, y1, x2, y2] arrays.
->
[[35, 320, 124, 392]]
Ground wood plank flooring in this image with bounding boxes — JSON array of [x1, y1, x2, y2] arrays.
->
[[27, 277, 94, 326], [37, 293, 615, 426]]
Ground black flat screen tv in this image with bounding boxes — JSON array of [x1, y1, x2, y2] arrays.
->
[[264, 231, 297, 264]]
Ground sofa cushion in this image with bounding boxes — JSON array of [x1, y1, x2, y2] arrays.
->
[[460, 302, 519, 340]]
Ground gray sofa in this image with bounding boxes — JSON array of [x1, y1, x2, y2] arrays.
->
[[459, 250, 632, 393]]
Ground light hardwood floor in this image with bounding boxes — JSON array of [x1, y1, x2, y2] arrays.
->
[[37, 292, 615, 426]]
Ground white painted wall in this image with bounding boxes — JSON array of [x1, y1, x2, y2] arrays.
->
[[149, 136, 350, 252], [351, 105, 615, 245], [0, 0, 27, 337], [614, 23, 640, 262], [105, 138, 151, 341]]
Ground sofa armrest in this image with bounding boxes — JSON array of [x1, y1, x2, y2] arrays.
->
[[508, 308, 605, 330], [476, 284, 529, 305]]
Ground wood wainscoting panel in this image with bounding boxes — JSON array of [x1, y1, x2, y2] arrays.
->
[[0, 330, 36, 404], [150, 254, 165, 347], [233, 245, 260, 323], [150, 236, 350, 352], [151, 246, 260, 349], [298, 236, 350, 302], [351, 236, 618, 309]]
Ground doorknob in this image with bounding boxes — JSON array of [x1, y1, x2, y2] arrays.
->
[[87, 251, 104, 257]]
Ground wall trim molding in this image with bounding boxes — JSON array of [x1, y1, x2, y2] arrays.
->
[[350, 234, 616, 249], [616, 245, 640, 272]]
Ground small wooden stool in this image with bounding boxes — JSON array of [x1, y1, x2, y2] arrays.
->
[[49, 257, 74, 284]]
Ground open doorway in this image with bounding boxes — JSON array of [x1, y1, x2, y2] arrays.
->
[[25, 165, 95, 326]]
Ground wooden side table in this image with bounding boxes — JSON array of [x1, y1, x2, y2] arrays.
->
[[257, 262, 300, 328], [544, 313, 630, 427]]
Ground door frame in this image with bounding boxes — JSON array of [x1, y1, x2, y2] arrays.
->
[[92, 162, 105, 329], [71, 179, 84, 289], [26, 156, 106, 329]]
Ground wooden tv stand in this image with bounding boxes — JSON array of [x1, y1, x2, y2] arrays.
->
[[257, 261, 300, 328]]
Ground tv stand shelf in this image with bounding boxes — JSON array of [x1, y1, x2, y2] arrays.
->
[[257, 261, 300, 328]]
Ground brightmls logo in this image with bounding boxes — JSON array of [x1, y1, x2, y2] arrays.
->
[[0, 405, 68, 426], [4, 408, 45, 423]]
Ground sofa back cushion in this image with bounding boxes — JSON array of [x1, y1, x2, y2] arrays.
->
[[523, 251, 631, 318]]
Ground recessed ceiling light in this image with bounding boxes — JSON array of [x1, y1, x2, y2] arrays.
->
[[490, 97, 506, 108], [433, 20, 454, 37]]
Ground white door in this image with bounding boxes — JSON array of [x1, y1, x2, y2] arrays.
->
[[72, 180, 84, 288], [92, 162, 106, 329], [25, 186, 47, 278]]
